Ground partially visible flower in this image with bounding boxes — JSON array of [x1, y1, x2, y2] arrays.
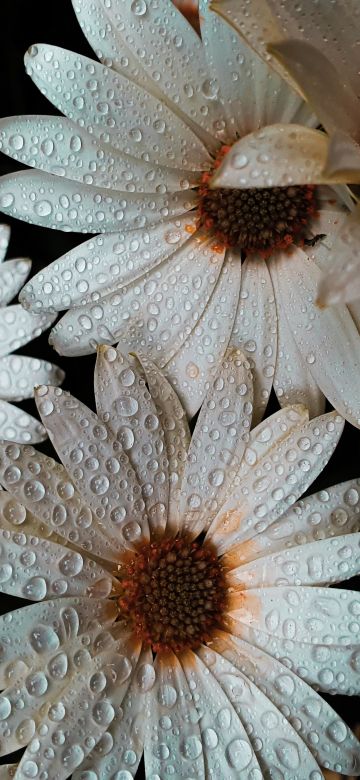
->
[[1, 1, 360, 425], [0, 346, 358, 778], [211, 0, 360, 308], [0, 224, 64, 442], [210, 0, 360, 178]]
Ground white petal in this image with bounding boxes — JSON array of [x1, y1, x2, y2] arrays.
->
[[198, 643, 323, 779], [134, 351, 191, 535], [214, 631, 360, 774], [208, 411, 344, 553], [20, 214, 198, 313], [0, 225, 10, 263], [0, 597, 118, 688], [270, 261, 325, 417], [0, 115, 198, 193], [0, 401, 46, 444], [50, 233, 225, 359], [144, 652, 205, 779], [228, 533, 360, 587], [0, 766, 17, 778], [229, 586, 360, 644], [0, 304, 55, 358], [0, 491, 56, 541], [211, 125, 342, 190], [14, 642, 137, 780], [35, 385, 150, 550], [210, 0, 298, 90], [24, 44, 211, 170], [0, 442, 119, 561], [180, 348, 253, 536], [228, 619, 360, 695], [324, 130, 360, 181], [229, 256, 277, 425], [72, 647, 151, 779], [0, 529, 117, 601], [0, 355, 64, 401], [224, 478, 360, 567], [317, 204, 360, 306], [182, 649, 262, 778], [95, 347, 169, 537], [200, 1, 314, 141], [269, 40, 360, 143], [0, 170, 195, 234], [164, 249, 241, 417], [0, 258, 31, 306], [272, 247, 360, 427], [71, 0, 222, 148]]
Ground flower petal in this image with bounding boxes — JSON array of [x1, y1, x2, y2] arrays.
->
[[95, 347, 169, 536], [0, 401, 46, 444], [180, 348, 253, 536], [229, 586, 360, 644], [0, 115, 198, 194], [271, 247, 360, 427], [0, 597, 118, 688], [0, 529, 117, 601], [0, 170, 195, 235], [20, 214, 197, 314], [323, 130, 360, 181], [211, 124, 350, 190], [71, 0, 222, 148], [135, 351, 191, 535], [182, 648, 262, 777], [50, 233, 225, 359], [200, 0, 314, 142], [228, 533, 360, 587], [24, 44, 211, 170], [144, 652, 205, 779], [223, 478, 360, 568], [35, 385, 150, 549], [213, 631, 360, 774], [198, 642, 323, 778], [317, 204, 360, 306], [14, 641, 138, 780], [72, 646, 151, 779], [270, 262, 325, 417], [228, 619, 360, 695], [229, 255, 277, 425], [0, 355, 64, 402], [0, 442, 118, 561], [0, 258, 31, 306], [0, 304, 55, 359], [268, 40, 360, 143], [210, 0, 295, 88], [208, 411, 344, 553], [0, 225, 10, 263], [164, 249, 241, 417]]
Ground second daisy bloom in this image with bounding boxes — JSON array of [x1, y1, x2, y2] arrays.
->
[[0, 1, 360, 426]]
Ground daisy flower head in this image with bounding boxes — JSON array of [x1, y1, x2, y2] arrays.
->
[[0, 346, 359, 778], [1, 2, 360, 426], [0, 224, 64, 443], [211, 0, 360, 310]]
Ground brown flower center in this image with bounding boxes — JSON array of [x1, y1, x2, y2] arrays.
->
[[198, 146, 318, 258], [119, 535, 227, 653]]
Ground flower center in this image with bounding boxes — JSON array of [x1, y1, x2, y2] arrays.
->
[[198, 146, 318, 258], [119, 535, 227, 653]]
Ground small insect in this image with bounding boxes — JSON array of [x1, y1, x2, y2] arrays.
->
[[303, 233, 327, 247]]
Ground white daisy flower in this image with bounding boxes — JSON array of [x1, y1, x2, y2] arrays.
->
[[0, 224, 64, 443], [210, 0, 360, 310], [1, 1, 360, 425], [0, 346, 358, 779]]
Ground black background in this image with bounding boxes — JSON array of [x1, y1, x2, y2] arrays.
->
[[0, 1, 359, 775]]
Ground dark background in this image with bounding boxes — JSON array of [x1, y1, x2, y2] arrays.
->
[[0, 1, 359, 776]]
